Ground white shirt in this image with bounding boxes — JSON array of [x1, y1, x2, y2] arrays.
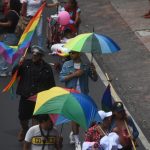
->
[[74, 63, 81, 92], [25, 125, 59, 150], [24, 0, 42, 16]]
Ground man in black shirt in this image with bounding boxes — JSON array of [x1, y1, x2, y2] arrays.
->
[[13, 45, 56, 141]]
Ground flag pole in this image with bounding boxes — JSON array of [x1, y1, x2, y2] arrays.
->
[[105, 72, 136, 150], [2, 47, 28, 92], [105, 73, 120, 102], [90, 27, 95, 63], [105, 73, 112, 83], [91, 52, 94, 62], [124, 121, 137, 150], [98, 125, 106, 136]]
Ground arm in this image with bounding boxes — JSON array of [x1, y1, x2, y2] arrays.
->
[[23, 126, 34, 150], [74, 11, 80, 25], [21, 2, 27, 17], [88, 63, 98, 81], [23, 141, 31, 150], [84, 128, 93, 142], [59, 63, 71, 82], [127, 116, 139, 139], [12, 57, 26, 76], [0, 20, 12, 27], [48, 65, 56, 87], [65, 69, 84, 81], [46, 2, 59, 8], [55, 136, 63, 150], [60, 66, 84, 82], [74, 8, 81, 25]]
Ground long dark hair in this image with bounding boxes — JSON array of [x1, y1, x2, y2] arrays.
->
[[10, 0, 21, 15]]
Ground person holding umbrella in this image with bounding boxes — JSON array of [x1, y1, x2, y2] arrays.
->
[[59, 50, 98, 150], [23, 114, 62, 150]]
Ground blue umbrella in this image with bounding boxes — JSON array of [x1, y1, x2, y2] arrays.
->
[[64, 33, 120, 54]]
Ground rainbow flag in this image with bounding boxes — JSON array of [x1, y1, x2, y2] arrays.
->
[[0, 3, 45, 64]]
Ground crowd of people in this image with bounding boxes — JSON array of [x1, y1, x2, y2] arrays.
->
[[0, 0, 140, 150], [82, 102, 139, 150]]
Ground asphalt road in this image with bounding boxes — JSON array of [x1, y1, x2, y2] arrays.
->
[[0, 2, 105, 149], [0, 0, 150, 150], [0, 54, 105, 150]]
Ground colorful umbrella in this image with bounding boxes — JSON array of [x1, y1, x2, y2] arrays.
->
[[33, 87, 100, 129], [64, 33, 120, 53]]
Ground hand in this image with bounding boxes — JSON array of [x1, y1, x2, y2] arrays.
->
[[19, 56, 25, 64], [69, 19, 75, 24], [90, 63, 96, 72], [73, 69, 84, 77], [55, 2, 60, 6]]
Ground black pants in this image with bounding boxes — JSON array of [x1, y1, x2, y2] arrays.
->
[[18, 96, 35, 121]]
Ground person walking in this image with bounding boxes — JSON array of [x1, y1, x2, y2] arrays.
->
[[20, 0, 58, 48], [64, 0, 81, 32], [13, 45, 56, 142], [0, 0, 21, 77], [23, 114, 62, 150], [83, 110, 112, 150], [59, 51, 98, 150], [111, 102, 139, 150]]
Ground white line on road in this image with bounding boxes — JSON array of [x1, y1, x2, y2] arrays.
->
[[86, 53, 150, 150]]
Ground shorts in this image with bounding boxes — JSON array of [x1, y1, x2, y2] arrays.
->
[[18, 97, 35, 120]]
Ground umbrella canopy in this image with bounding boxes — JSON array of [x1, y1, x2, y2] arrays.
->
[[64, 33, 120, 53], [33, 87, 100, 129]]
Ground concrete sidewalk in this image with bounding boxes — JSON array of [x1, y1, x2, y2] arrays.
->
[[111, 0, 150, 53], [79, 0, 150, 149]]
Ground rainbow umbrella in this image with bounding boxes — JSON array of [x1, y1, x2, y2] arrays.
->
[[64, 33, 120, 53], [33, 87, 100, 129]]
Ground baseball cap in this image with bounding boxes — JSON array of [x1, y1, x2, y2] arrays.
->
[[31, 45, 45, 56], [98, 110, 112, 120], [112, 102, 124, 112]]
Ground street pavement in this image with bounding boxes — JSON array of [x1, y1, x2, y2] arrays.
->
[[0, 0, 150, 150], [78, 0, 150, 149]]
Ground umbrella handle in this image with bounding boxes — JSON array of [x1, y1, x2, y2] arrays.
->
[[91, 52, 94, 63], [60, 124, 64, 136]]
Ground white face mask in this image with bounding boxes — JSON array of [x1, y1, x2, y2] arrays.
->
[[74, 63, 81, 69]]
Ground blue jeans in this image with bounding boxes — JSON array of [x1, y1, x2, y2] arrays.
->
[[33, 17, 44, 48], [0, 34, 18, 74]]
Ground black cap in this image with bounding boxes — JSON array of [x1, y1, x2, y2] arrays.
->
[[112, 102, 124, 112], [31, 45, 45, 56]]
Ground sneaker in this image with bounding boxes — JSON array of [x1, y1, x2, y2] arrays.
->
[[0, 73, 7, 77], [2, 67, 8, 70], [75, 142, 81, 150], [69, 131, 75, 144]]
